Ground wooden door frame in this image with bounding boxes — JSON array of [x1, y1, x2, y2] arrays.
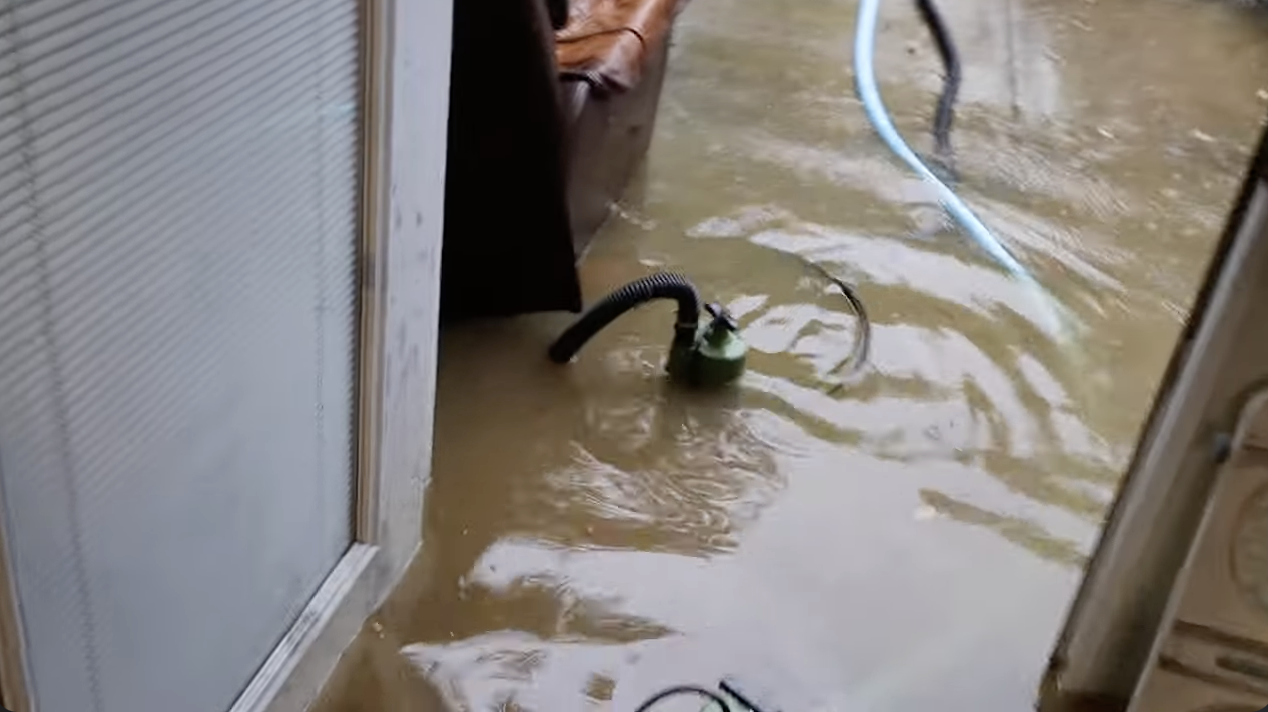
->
[[0, 477, 31, 712], [0, 0, 452, 709]]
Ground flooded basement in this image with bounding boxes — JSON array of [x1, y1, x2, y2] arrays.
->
[[317, 0, 1268, 709]]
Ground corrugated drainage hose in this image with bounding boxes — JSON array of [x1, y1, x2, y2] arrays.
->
[[914, 0, 961, 172], [548, 272, 702, 363]]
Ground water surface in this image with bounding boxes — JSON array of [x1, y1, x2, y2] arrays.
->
[[317, 0, 1268, 709]]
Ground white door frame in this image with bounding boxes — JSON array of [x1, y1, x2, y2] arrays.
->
[[0, 0, 452, 709], [231, 0, 453, 709], [1041, 124, 1268, 709]]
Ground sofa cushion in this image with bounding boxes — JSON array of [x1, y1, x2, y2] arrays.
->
[[555, 0, 680, 93]]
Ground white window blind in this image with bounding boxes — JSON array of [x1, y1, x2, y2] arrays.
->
[[0, 1, 362, 711]]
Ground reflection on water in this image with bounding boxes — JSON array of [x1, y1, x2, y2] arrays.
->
[[316, 0, 1268, 709]]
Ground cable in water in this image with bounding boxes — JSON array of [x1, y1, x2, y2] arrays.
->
[[791, 254, 871, 389], [634, 685, 735, 712], [914, 0, 961, 176], [634, 679, 774, 712]]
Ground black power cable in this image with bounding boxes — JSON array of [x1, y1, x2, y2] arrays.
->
[[913, 0, 961, 173], [633, 685, 735, 712], [718, 679, 771, 712], [796, 257, 871, 385], [633, 680, 775, 712]]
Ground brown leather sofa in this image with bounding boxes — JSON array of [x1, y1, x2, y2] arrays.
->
[[440, 0, 680, 319]]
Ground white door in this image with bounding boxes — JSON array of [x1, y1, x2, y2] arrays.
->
[[1041, 118, 1268, 711], [0, 2, 363, 711]]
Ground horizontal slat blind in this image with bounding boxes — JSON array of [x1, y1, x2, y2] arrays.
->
[[0, 1, 361, 711]]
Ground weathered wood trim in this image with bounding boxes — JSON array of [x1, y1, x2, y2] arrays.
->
[[355, 0, 390, 547], [0, 475, 31, 712]]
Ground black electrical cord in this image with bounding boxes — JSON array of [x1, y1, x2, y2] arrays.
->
[[913, 0, 961, 172], [634, 685, 736, 712], [792, 255, 871, 384], [718, 679, 768, 712]]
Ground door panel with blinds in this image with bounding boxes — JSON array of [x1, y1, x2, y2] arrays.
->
[[0, 1, 362, 711]]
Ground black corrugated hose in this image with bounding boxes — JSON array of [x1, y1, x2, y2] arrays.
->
[[547, 273, 702, 363], [914, 0, 961, 172]]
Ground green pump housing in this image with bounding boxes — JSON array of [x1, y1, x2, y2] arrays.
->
[[666, 303, 748, 388]]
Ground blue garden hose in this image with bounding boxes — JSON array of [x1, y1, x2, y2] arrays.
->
[[854, 0, 1031, 280], [853, 0, 1074, 341]]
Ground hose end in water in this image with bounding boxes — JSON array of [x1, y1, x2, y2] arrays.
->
[[548, 274, 747, 388], [547, 272, 702, 365]]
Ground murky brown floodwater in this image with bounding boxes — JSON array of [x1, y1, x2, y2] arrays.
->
[[317, 0, 1268, 709]]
